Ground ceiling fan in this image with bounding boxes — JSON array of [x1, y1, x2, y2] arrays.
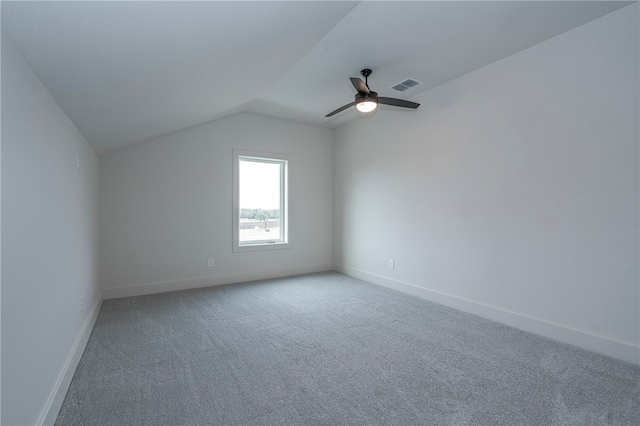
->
[[325, 69, 420, 117]]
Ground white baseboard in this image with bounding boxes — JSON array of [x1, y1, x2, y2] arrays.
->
[[103, 263, 334, 300], [335, 264, 639, 366], [38, 295, 103, 425]]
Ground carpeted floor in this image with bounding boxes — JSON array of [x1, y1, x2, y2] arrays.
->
[[56, 272, 639, 425]]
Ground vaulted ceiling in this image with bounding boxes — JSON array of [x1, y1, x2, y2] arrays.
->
[[2, 1, 631, 154]]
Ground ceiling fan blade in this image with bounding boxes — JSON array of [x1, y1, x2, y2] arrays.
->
[[325, 102, 355, 117], [350, 77, 370, 95], [378, 97, 420, 109]]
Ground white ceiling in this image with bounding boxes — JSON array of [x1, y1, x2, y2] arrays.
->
[[2, 1, 632, 155]]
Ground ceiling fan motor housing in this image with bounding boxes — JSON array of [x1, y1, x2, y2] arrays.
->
[[354, 91, 378, 113], [355, 91, 378, 104]]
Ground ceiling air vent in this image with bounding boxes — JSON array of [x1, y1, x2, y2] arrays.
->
[[391, 78, 422, 92]]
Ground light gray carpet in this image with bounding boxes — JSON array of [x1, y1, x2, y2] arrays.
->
[[56, 272, 639, 425]]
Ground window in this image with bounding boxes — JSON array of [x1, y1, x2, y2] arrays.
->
[[233, 149, 290, 252]]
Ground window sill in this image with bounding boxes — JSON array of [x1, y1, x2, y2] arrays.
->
[[233, 242, 291, 253]]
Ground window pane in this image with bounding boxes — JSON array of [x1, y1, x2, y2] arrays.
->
[[239, 159, 282, 243]]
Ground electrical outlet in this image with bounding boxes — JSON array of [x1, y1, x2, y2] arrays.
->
[[208, 258, 214, 268], [389, 260, 395, 269], [79, 297, 84, 313]]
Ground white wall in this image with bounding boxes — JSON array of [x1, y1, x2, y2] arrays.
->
[[100, 112, 333, 298], [334, 5, 639, 364], [1, 34, 101, 425]]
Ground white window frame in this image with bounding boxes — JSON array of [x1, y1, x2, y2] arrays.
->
[[232, 149, 291, 253]]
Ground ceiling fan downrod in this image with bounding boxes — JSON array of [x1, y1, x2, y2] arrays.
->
[[361, 69, 372, 88]]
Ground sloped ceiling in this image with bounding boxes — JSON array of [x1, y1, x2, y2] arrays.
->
[[1, 1, 632, 154]]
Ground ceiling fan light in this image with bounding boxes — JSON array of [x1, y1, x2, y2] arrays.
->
[[356, 100, 377, 113]]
